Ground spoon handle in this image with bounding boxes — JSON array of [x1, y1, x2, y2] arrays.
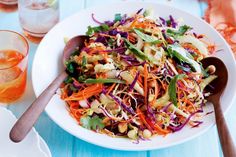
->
[[214, 100, 236, 157], [10, 71, 68, 142]]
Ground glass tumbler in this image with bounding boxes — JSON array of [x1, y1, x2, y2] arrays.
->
[[18, 0, 59, 43], [0, 30, 29, 103], [0, 0, 18, 12]]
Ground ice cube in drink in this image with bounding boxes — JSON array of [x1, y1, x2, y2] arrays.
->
[[19, 1, 59, 37], [0, 50, 27, 103]]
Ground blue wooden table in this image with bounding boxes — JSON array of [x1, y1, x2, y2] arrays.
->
[[1, 0, 236, 157]]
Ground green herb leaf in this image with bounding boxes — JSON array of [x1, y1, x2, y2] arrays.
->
[[177, 64, 191, 72], [80, 116, 91, 129], [71, 49, 80, 56], [78, 75, 87, 82], [114, 13, 122, 22], [86, 24, 110, 36], [108, 38, 115, 47], [82, 56, 87, 68], [90, 116, 105, 130], [201, 64, 209, 78], [65, 61, 75, 73], [166, 20, 171, 26], [84, 78, 125, 84], [143, 9, 150, 17], [166, 25, 192, 37], [143, 9, 154, 17], [168, 74, 185, 106], [101, 24, 109, 31], [124, 39, 149, 60], [64, 76, 73, 84], [134, 28, 162, 44], [69, 84, 77, 91], [86, 26, 94, 36], [167, 45, 201, 73], [64, 37, 69, 44], [80, 116, 105, 130]]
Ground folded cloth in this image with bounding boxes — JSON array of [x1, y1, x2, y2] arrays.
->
[[203, 0, 236, 56]]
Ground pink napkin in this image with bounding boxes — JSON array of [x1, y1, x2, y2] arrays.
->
[[203, 0, 236, 56]]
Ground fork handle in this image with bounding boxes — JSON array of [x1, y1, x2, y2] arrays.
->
[[213, 99, 236, 157]]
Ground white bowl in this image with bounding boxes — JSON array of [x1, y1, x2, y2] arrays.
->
[[32, 2, 236, 151]]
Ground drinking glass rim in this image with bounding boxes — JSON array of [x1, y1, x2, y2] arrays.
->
[[0, 30, 29, 70]]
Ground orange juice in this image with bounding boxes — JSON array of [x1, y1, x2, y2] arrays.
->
[[0, 50, 27, 103]]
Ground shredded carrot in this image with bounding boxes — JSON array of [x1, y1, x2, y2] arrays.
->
[[182, 43, 205, 57], [184, 99, 197, 113], [128, 33, 136, 43], [66, 101, 87, 122], [106, 83, 116, 95], [64, 84, 103, 101], [152, 79, 159, 104], [99, 33, 117, 39], [137, 108, 153, 131], [144, 64, 148, 106]]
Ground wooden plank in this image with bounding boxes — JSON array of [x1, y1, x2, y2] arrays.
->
[[225, 105, 236, 157], [149, 127, 220, 157], [73, 138, 147, 157]]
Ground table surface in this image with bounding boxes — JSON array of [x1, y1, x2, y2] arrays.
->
[[1, 0, 236, 157]]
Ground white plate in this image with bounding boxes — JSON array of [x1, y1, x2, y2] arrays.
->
[[0, 107, 51, 157], [32, 2, 236, 150]]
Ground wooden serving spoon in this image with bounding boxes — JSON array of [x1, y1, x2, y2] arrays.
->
[[201, 57, 236, 157], [10, 35, 89, 143]]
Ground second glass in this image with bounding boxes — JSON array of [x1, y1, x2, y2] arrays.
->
[[18, 0, 59, 42], [0, 30, 28, 103], [0, 0, 18, 12]]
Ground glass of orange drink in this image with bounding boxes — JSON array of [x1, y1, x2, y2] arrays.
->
[[0, 30, 29, 103]]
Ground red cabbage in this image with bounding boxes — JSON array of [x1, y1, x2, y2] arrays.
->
[[177, 64, 191, 72], [191, 121, 203, 128], [127, 61, 146, 67], [166, 64, 175, 76], [99, 106, 113, 119], [95, 35, 108, 45], [161, 102, 172, 112], [81, 47, 90, 53], [205, 111, 214, 116], [120, 55, 139, 62], [169, 110, 202, 132], [108, 93, 136, 115], [130, 71, 140, 91], [72, 80, 81, 89], [91, 13, 103, 25], [147, 106, 157, 123], [159, 17, 166, 25], [103, 47, 127, 54], [108, 29, 128, 38], [136, 8, 143, 14], [120, 14, 128, 25], [177, 81, 193, 91], [169, 15, 177, 28], [104, 20, 115, 26]]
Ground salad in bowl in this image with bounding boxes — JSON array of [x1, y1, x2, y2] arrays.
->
[[60, 9, 217, 141]]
